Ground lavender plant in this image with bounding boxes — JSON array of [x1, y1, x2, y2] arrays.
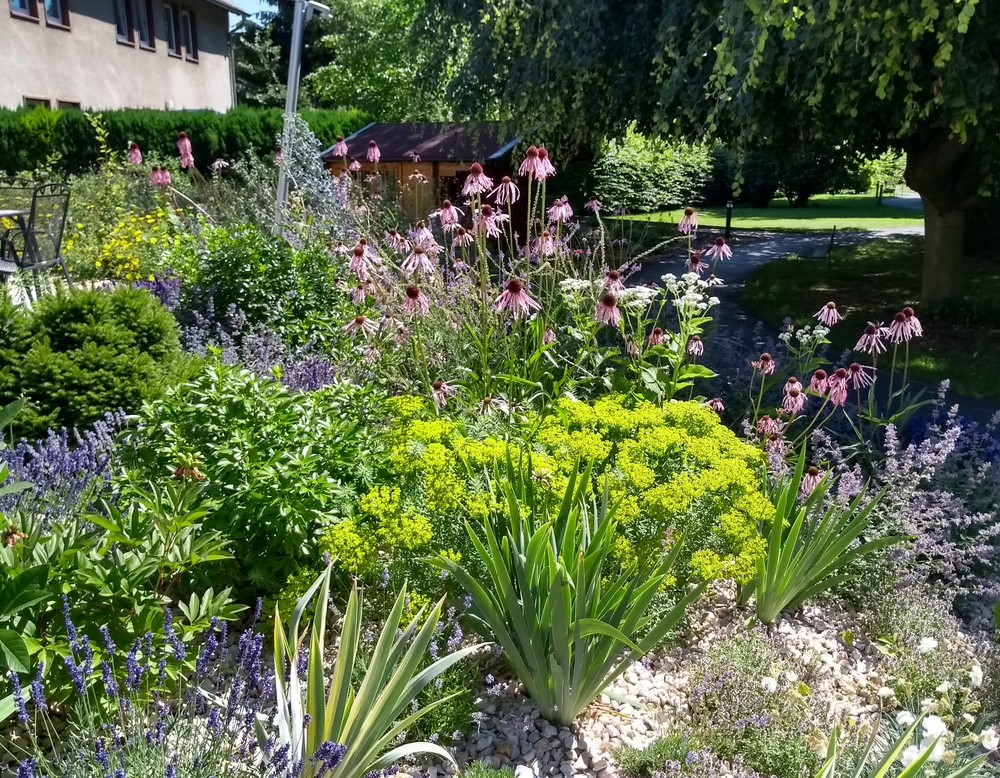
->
[[0, 603, 339, 778]]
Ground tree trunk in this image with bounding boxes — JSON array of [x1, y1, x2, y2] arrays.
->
[[920, 202, 965, 307], [903, 128, 984, 309]]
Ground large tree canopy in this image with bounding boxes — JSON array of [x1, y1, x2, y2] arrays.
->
[[425, 0, 1000, 306]]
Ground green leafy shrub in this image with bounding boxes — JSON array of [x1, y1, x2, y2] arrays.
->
[[0, 479, 243, 713], [858, 585, 997, 720], [463, 766, 515, 778], [0, 106, 370, 176], [168, 224, 357, 349], [0, 287, 188, 439], [121, 362, 387, 595], [590, 126, 712, 212], [612, 733, 694, 778], [688, 630, 821, 778]]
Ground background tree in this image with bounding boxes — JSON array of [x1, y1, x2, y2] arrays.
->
[[424, 0, 999, 307], [306, 0, 466, 120], [233, 21, 286, 108]]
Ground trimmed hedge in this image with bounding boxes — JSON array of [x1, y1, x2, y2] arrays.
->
[[0, 106, 370, 175]]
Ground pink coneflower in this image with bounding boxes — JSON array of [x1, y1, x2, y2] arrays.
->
[[847, 362, 874, 389], [687, 335, 704, 357], [402, 245, 436, 276], [433, 199, 464, 232], [678, 207, 698, 235], [584, 198, 603, 214], [462, 162, 493, 196], [546, 196, 573, 224], [706, 274, 724, 286], [518, 146, 542, 179], [687, 251, 706, 275], [210, 158, 229, 174], [783, 376, 801, 395], [403, 283, 430, 316], [801, 466, 824, 496], [128, 142, 142, 165], [496, 279, 541, 318], [177, 132, 194, 170], [363, 345, 380, 364], [626, 338, 640, 359], [706, 398, 725, 415], [385, 228, 410, 253], [349, 245, 374, 281], [409, 170, 428, 184], [431, 380, 456, 413], [367, 140, 381, 163], [348, 158, 362, 173], [452, 227, 474, 249], [536, 147, 556, 179], [536, 231, 557, 257], [332, 136, 348, 157], [903, 306, 923, 338], [887, 311, 913, 344], [275, 146, 284, 165], [648, 327, 665, 347], [855, 323, 888, 356], [474, 204, 508, 238], [351, 282, 373, 306], [704, 237, 732, 261], [752, 352, 776, 375], [601, 269, 625, 293], [814, 301, 843, 328], [382, 316, 409, 344], [332, 241, 350, 256], [150, 166, 161, 185], [595, 293, 622, 327], [542, 326, 557, 345], [409, 150, 421, 163], [782, 387, 806, 415], [343, 314, 377, 338], [479, 395, 510, 416], [410, 220, 436, 246], [161, 168, 172, 185], [757, 416, 783, 436], [490, 176, 520, 206], [808, 369, 828, 394], [828, 367, 849, 407]]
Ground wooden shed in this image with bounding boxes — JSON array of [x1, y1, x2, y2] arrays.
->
[[321, 122, 519, 220]]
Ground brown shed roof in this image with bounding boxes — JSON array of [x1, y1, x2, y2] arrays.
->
[[321, 123, 519, 164]]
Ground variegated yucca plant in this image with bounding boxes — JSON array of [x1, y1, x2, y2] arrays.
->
[[261, 567, 481, 777]]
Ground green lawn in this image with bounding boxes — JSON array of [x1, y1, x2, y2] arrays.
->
[[632, 193, 925, 232], [742, 237, 1000, 401]]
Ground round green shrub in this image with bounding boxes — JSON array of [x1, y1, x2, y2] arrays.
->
[[0, 286, 186, 439]]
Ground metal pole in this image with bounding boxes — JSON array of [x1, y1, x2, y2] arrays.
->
[[275, 0, 307, 222], [725, 200, 734, 242]]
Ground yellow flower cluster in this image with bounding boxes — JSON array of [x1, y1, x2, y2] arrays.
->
[[320, 485, 433, 576], [66, 207, 178, 281], [382, 395, 772, 585]]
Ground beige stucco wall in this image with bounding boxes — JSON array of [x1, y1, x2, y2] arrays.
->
[[0, 0, 235, 111]]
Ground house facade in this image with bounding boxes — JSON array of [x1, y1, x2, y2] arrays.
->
[[0, 0, 244, 112]]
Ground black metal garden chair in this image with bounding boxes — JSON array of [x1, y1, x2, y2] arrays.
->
[[2, 182, 73, 298]]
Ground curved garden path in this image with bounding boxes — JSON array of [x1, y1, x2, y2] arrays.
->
[[630, 222, 1000, 426]]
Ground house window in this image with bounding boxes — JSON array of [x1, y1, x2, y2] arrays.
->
[[180, 9, 197, 61], [9, 0, 38, 19], [57, 100, 81, 110], [23, 97, 50, 108], [134, 0, 154, 47], [164, 3, 181, 55], [112, 0, 132, 41], [44, 0, 69, 26]]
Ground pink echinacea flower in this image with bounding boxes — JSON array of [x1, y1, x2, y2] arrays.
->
[[495, 279, 541, 319], [332, 136, 348, 157], [704, 237, 732, 261], [367, 140, 381, 163], [403, 283, 430, 316], [595, 293, 622, 327], [128, 143, 142, 165], [814, 301, 843, 327], [462, 163, 493, 196], [431, 380, 456, 413], [678, 207, 698, 235]]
